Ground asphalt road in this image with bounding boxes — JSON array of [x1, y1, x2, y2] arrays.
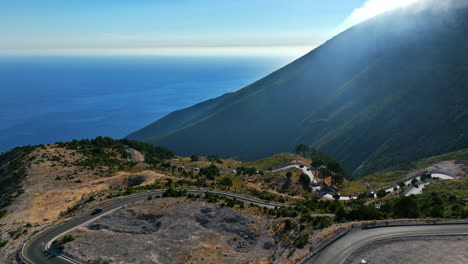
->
[[312, 224, 468, 264], [267, 164, 356, 200], [21, 189, 283, 264]]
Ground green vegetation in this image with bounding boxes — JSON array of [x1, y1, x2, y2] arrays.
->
[[199, 164, 220, 180], [236, 166, 258, 176], [424, 177, 468, 200], [342, 148, 468, 194], [60, 234, 75, 243], [119, 138, 175, 162], [57, 137, 175, 168], [294, 144, 310, 157], [128, 7, 468, 178], [245, 153, 310, 171], [0, 240, 8, 248], [190, 154, 199, 162], [219, 177, 233, 186], [53, 235, 76, 251]]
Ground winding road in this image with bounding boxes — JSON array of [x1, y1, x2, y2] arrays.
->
[[267, 164, 356, 200], [312, 224, 468, 264], [22, 162, 463, 264], [21, 188, 468, 264], [21, 189, 283, 264]]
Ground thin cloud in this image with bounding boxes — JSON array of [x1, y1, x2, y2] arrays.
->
[[336, 0, 419, 33]]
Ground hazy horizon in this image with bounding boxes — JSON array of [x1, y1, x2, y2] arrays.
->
[[0, 0, 428, 57]]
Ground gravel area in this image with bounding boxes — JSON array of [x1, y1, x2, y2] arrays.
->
[[63, 198, 276, 264], [345, 235, 468, 264]]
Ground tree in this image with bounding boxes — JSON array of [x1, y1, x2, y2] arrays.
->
[[295, 144, 310, 157], [332, 173, 344, 186], [335, 205, 347, 221], [190, 154, 199, 162], [311, 157, 324, 169], [318, 167, 331, 184], [327, 160, 344, 174], [299, 173, 311, 191], [393, 196, 419, 218], [311, 157, 325, 176]]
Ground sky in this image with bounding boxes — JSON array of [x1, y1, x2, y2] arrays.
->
[[0, 0, 422, 56]]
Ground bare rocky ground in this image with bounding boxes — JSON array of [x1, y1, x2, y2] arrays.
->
[[63, 198, 277, 264], [407, 160, 468, 178], [344, 236, 468, 264], [0, 145, 167, 263]]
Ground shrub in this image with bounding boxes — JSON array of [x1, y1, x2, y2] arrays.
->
[[190, 154, 199, 162], [294, 234, 309, 248], [376, 189, 388, 198], [219, 177, 233, 186], [199, 164, 220, 180], [61, 235, 75, 244], [0, 240, 7, 248]]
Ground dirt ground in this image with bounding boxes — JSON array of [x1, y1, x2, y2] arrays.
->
[[344, 236, 468, 264], [0, 145, 171, 263], [63, 198, 276, 264], [407, 160, 468, 179]]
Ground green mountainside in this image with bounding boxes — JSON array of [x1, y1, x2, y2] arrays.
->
[[128, 4, 468, 177]]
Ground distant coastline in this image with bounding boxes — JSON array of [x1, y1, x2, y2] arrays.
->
[[0, 55, 293, 152]]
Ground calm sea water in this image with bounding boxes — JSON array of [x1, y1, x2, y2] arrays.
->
[[0, 56, 292, 152]]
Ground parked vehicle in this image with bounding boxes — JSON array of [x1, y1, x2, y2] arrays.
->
[[333, 193, 340, 200], [91, 208, 103, 215]]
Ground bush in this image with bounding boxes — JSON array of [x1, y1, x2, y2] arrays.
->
[[219, 177, 233, 186], [236, 166, 257, 176], [190, 154, 199, 162], [294, 234, 309, 248], [199, 164, 220, 180], [0, 240, 7, 248], [376, 189, 388, 198], [299, 173, 311, 191], [393, 196, 419, 218], [61, 235, 75, 244], [163, 188, 187, 197]]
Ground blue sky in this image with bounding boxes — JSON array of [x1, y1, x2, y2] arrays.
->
[[0, 0, 420, 56]]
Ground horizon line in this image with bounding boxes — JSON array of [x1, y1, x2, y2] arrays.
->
[[0, 45, 316, 57]]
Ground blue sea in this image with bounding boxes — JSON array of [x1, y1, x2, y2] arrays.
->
[[0, 56, 293, 152]]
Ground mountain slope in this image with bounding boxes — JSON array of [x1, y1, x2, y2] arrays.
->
[[128, 4, 468, 177]]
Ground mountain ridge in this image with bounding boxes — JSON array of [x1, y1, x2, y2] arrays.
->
[[128, 4, 468, 177]]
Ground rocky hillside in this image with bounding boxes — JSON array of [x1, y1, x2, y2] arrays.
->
[[128, 2, 468, 177]]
